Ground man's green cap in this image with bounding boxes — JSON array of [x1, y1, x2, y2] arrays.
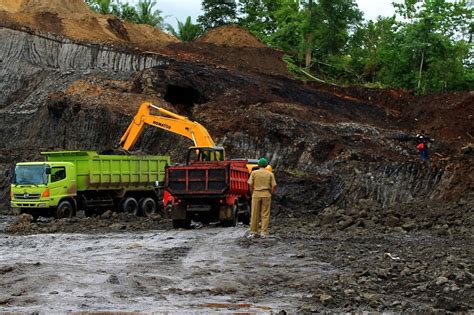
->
[[258, 157, 268, 167]]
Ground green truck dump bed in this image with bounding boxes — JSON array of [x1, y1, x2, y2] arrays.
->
[[42, 151, 170, 191]]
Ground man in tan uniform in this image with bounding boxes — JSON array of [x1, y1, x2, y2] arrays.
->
[[247, 158, 277, 239]]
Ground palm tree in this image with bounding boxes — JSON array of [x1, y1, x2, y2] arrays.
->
[[167, 17, 204, 41], [85, 0, 112, 14], [136, 0, 164, 28], [97, 0, 113, 14]]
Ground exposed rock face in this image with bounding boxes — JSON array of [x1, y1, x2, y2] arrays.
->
[[0, 28, 170, 108], [0, 27, 173, 207], [0, 25, 472, 232]]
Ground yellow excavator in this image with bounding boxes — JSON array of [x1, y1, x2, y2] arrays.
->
[[120, 102, 224, 161], [119, 102, 271, 172]]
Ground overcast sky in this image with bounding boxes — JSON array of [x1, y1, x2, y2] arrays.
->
[[128, 0, 398, 28]]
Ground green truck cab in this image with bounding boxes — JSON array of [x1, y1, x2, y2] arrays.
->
[[10, 151, 170, 220]]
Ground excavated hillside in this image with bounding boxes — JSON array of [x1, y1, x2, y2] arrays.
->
[[0, 1, 473, 312], [0, 1, 473, 217], [0, 19, 472, 218]]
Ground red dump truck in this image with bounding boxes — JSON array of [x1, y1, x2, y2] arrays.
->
[[166, 159, 250, 228]]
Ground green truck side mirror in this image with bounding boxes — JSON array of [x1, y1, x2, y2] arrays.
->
[[4, 169, 10, 178], [45, 167, 51, 175]]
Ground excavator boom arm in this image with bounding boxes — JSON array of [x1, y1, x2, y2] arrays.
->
[[120, 102, 215, 151]]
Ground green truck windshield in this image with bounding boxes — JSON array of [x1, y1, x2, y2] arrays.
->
[[14, 165, 48, 185]]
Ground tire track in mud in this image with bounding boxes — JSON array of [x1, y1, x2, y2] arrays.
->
[[0, 226, 332, 312]]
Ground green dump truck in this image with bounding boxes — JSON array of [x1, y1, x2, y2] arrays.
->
[[9, 151, 170, 219]]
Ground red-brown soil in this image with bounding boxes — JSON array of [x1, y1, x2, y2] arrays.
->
[[198, 24, 266, 48], [0, 0, 178, 47], [166, 41, 290, 77]]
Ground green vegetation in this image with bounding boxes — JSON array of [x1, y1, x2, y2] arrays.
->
[[85, 0, 113, 14], [198, 0, 473, 93], [84, 0, 473, 93], [347, 0, 473, 93], [197, 0, 238, 30], [85, 0, 164, 27], [167, 16, 204, 41], [135, 0, 164, 27]]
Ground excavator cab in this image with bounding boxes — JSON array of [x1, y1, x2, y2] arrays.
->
[[186, 146, 225, 165]]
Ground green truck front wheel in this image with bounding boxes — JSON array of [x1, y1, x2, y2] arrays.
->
[[55, 200, 75, 219]]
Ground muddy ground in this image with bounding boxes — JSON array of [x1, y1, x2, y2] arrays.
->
[[0, 212, 472, 313]]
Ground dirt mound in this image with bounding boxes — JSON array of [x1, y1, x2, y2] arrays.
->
[[19, 0, 91, 15], [0, 0, 178, 48], [0, 0, 22, 13], [198, 24, 266, 48], [168, 41, 289, 77]]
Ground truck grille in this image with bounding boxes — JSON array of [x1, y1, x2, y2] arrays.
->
[[14, 194, 41, 200]]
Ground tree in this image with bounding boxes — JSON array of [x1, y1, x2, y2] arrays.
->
[[136, 0, 164, 28], [85, 0, 112, 14], [303, 0, 313, 67], [238, 0, 283, 35], [167, 17, 204, 41], [198, 0, 238, 30], [390, 0, 472, 92], [85, 0, 139, 23], [347, 0, 473, 92], [266, 1, 304, 54], [348, 17, 398, 83], [112, 1, 139, 23], [84, 0, 163, 28], [311, 0, 363, 59], [238, 0, 362, 61]]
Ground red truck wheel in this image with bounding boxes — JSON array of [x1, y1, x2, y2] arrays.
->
[[221, 204, 238, 227]]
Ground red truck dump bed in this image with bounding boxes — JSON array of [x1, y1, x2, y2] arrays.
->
[[165, 160, 250, 228], [166, 160, 248, 197]]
